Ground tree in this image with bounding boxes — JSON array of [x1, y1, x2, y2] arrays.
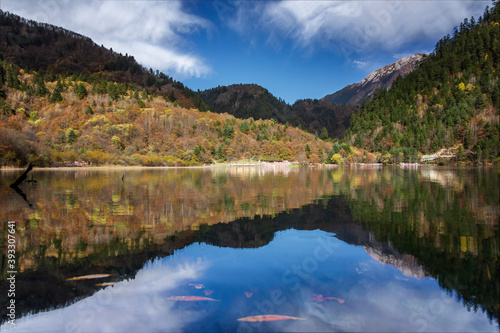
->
[[6, 65, 20, 89], [457, 145, 464, 162], [50, 81, 63, 103], [169, 90, 176, 102], [67, 129, 77, 144], [0, 98, 13, 115], [330, 153, 344, 164], [107, 82, 120, 101], [222, 124, 234, 138], [354, 135, 363, 148], [493, 85, 500, 109], [380, 152, 392, 164], [217, 144, 224, 160], [320, 127, 329, 140], [85, 105, 94, 115], [239, 120, 250, 134], [76, 83, 88, 100], [111, 136, 123, 150], [36, 79, 49, 97]]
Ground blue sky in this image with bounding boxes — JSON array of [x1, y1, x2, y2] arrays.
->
[[0, 0, 492, 103]]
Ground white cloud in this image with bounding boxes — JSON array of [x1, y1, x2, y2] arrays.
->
[[102, 41, 212, 78], [1, 259, 209, 332], [353, 60, 368, 69], [0, 0, 212, 78], [229, 1, 488, 58]]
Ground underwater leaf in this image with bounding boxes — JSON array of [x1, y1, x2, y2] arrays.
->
[[312, 294, 345, 303], [244, 291, 253, 298], [67, 274, 111, 281], [237, 315, 305, 322], [167, 296, 219, 301]]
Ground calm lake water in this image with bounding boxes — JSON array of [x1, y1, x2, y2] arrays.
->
[[0, 165, 498, 332]]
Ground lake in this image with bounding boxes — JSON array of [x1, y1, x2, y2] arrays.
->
[[0, 165, 498, 332]]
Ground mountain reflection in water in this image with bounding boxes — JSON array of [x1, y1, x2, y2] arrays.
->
[[0, 166, 498, 332]]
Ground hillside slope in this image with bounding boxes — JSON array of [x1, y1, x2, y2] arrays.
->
[[0, 62, 333, 167], [345, 3, 500, 163], [0, 10, 207, 110], [199, 84, 294, 123], [199, 84, 357, 139], [291, 99, 355, 138], [323, 54, 425, 105]]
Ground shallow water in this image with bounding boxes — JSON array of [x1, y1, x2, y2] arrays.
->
[[0, 166, 498, 332]]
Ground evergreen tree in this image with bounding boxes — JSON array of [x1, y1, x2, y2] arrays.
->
[[85, 105, 94, 115], [320, 127, 329, 140], [169, 90, 176, 102], [107, 82, 120, 101], [76, 82, 88, 100], [67, 129, 77, 144], [305, 144, 311, 158], [34, 72, 49, 97], [6, 65, 20, 89], [50, 80, 63, 103]]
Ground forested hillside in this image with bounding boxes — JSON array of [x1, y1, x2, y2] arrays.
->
[[0, 61, 334, 167], [2, 4, 499, 168], [345, 3, 500, 163], [0, 10, 207, 111], [199, 84, 295, 123], [200, 84, 357, 139]]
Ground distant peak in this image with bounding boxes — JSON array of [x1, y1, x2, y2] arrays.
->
[[322, 53, 426, 105], [359, 53, 426, 86]]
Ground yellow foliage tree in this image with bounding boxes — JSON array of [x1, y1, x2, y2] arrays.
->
[[330, 153, 344, 164]]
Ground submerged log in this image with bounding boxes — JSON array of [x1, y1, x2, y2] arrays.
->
[[10, 185, 34, 209], [9, 163, 34, 188]]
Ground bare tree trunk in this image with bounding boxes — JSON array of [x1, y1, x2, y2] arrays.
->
[[9, 163, 33, 188]]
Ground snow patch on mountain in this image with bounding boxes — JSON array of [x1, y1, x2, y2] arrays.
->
[[322, 53, 427, 105], [359, 54, 425, 86]]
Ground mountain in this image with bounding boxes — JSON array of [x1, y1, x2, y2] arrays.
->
[[0, 61, 335, 167], [345, 3, 500, 163], [199, 52, 429, 139], [0, 10, 207, 110], [198, 84, 294, 123], [322, 54, 426, 105], [199, 84, 357, 139], [291, 99, 355, 138], [0, 10, 341, 167]]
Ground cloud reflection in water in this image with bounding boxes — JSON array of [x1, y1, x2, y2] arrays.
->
[[2, 229, 497, 332], [2, 259, 210, 333]]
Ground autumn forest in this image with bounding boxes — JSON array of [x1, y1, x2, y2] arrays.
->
[[0, 4, 499, 167]]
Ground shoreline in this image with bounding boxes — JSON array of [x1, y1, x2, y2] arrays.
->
[[1, 161, 495, 171], [0, 161, 300, 171]]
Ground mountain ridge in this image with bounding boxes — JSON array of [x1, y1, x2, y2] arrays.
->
[[322, 53, 426, 105], [0, 10, 207, 110], [1, 4, 499, 166], [199, 83, 357, 139], [345, 3, 499, 161]]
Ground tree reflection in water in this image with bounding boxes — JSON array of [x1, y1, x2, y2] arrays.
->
[[0, 166, 498, 329]]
